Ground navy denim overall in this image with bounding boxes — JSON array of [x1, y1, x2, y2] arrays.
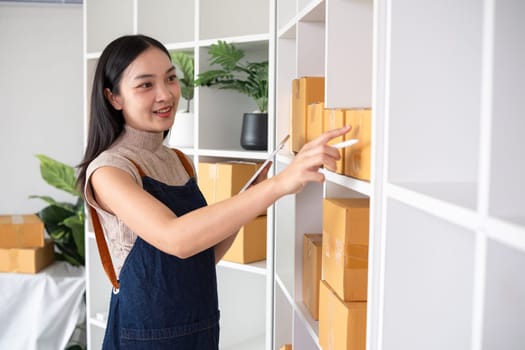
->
[[101, 163, 220, 349]]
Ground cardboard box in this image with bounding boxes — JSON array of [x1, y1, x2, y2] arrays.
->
[[197, 162, 217, 204], [198, 161, 260, 205], [307, 102, 325, 143], [0, 214, 45, 248], [319, 280, 367, 350], [344, 109, 371, 181], [324, 109, 346, 174], [303, 233, 323, 320], [0, 239, 55, 274], [322, 198, 369, 301], [222, 215, 267, 264], [291, 77, 325, 153]]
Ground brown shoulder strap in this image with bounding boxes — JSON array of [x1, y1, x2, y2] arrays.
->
[[90, 149, 193, 290], [89, 205, 119, 290], [172, 148, 195, 177]]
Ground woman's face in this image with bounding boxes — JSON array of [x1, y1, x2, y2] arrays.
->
[[105, 47, 180, 132]]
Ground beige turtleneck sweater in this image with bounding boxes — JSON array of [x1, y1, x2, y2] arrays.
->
[[84, 125, 191, 277]]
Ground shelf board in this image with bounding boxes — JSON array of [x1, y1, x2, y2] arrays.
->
[[298, 0, 325, 23], [276, 274, 321, 347], [276, 152, 371, 195], [485, 216, 525, 253], [164, 41, 195, 51], [198, 148, 269, 160], [278, 20, 297, 39], [387, 183, 479, 231], [322, 169, 371, 196], [295, 301, 321, 347], [164, 145, 195, 155], [198, 34, 269, 48], [88, 316, 107, 330], [86, 52, 101, 60], [218, 259, 267, 275]]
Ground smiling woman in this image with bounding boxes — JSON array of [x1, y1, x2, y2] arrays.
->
[[77, 34, 349, 350]]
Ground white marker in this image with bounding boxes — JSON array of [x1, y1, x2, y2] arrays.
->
[[332, 139, 358, 149]]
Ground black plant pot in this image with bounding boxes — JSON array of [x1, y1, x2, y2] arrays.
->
[[240, 112, 268, 150]]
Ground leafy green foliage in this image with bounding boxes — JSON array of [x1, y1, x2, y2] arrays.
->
[[30, 155, 85, 266], [170, 51, 194, 112], [195, 40, 268, 112]]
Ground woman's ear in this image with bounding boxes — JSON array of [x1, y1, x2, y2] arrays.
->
[[104, 88, 123, 110]]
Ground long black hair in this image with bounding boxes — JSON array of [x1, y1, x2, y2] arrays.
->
[[77, 34, 171, 191]]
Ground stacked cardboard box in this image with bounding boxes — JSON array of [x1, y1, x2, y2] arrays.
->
[[302, 233, 323, 320], [323, 108, 372, 180], [0, 214, 54, 274], [318, 198, 370, 350], [198, 161, 267, 264], [343, 109, 371, 181], [291, 76, 325, 153]]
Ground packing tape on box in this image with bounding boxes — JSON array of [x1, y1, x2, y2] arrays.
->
[[11, 215, 24, 224], [208, 164, 217, 179], [13, 216, 25, 247], [8, 249, 20, 272], [325, 233, 368, 269]]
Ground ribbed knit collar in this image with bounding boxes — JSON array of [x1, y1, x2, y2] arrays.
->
[[118, 124, 164, 151]]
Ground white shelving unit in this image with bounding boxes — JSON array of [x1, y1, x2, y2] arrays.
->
[[84, 0, 525, 349], [274, 0, 525, 350], [83, 1, 274, 349]]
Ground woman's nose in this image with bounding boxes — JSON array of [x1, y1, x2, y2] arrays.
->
[[156, 83, 173, 101]]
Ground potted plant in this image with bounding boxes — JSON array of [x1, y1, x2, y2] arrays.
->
[[167, 50, 195, 148], [30, 154, 85, 267], [195, 40, 269, 150]]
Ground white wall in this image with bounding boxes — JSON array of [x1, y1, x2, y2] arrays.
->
[[0, 4, 83, 214]]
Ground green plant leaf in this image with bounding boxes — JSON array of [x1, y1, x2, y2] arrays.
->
[[29, 195, 76, 213], [35, 154, 81, 197], [170, 51, 194, 103], [196, 41, 268, 112], [31, 156, 86, 268], [208, 40, 244, 71]]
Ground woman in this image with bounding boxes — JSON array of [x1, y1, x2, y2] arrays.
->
[[77, 34, 349, 349]]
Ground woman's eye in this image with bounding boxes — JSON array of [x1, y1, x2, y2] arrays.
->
[[168, 75, 178, 82], [139, 82, 152, 88]]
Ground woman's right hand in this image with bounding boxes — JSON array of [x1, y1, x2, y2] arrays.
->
[[272, 126, 351, 195]]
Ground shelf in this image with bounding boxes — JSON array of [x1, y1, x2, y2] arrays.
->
[[199, 0, 269, 40], [198, 34, 270, 48], [485, 216, 525, 253], [88, 316, 107, 330], [216, 266, 266, 349], [137, 0, 194, 45], [487, 0, 525, 227], [218, 259, 267, 276], [381, 199, 475, 349], [297, 0, 325, 23], [163, 41, 196, 51], [325, 0, 372, 108], [277, 0, 297, 31], [86, 0, 133, 53], [322, 169, 371, 197], [386, 1, 483, 195], [276, 275, 320, 349], [387, 182, 479, 230], [278, 20, 296, 39], [198, 149, 269, 161], [482, 240, 525, 349]]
